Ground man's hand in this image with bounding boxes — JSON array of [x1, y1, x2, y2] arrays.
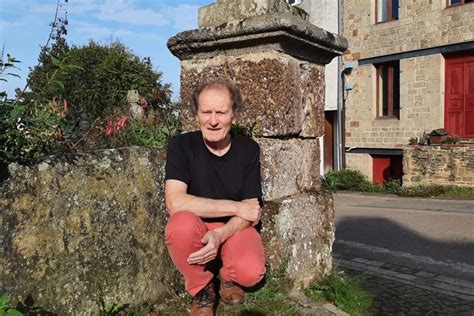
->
[[187, 230, 223, 265], [236, 198, 261, 226]]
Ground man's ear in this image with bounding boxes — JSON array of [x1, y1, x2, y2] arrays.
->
[[232, 110, 239, 124]]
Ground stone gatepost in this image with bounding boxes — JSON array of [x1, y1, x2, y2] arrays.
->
[[168, 0, 347, 291]]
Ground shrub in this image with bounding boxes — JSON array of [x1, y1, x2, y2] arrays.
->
[[325, 169, 370, 191]]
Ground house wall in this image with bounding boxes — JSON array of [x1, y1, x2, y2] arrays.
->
[[343, 0, 474, 61], [343, 0, 474, 177]]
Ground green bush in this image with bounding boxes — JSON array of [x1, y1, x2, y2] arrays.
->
[[325, 169, 370, 191], [325, 169, 402, 194]]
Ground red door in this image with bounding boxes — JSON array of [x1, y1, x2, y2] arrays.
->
[[372, 155, 403, 185], [445, 55, 474, 138]]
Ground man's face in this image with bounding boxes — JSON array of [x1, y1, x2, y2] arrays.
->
[[196, 87, 235, 145]]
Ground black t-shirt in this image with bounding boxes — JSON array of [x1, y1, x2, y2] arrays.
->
[[165, 131, 262, 202]]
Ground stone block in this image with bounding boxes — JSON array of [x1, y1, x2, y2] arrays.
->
[[258, 137, 321, 200], [261, 191, 335, 290], [198, 0, 308, 28], [179, 53, 325, 137], [0, 148, 179, 315]]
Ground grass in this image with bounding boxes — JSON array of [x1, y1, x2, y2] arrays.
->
[[399, 185, 474, 198], [222, 262, 299, 315], [303, 269, 373, 316]]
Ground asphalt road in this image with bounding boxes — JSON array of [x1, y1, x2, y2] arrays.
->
[[333, 192, 474, 282]]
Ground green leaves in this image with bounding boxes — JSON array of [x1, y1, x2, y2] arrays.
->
[[0, 292, 23, 316], [51, 55, 61, 66]]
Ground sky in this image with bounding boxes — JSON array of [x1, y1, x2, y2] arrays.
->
[[0, 0, 211, 99]]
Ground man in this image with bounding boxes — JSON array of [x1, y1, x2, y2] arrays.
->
[[164, 80, 266, 315]]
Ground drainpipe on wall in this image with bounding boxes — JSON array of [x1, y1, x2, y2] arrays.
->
[[336, 0, 345, 170]]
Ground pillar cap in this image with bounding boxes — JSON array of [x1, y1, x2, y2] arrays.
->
[[167, 12, 348, 64]]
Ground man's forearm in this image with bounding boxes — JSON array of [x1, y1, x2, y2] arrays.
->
[[213, 216, 252, 242], [167, 192, 238, 218]]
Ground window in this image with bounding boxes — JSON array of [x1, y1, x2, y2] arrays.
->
[[376, 0, 399, 23], [447, 0, 474, 6], [375, 61, 400, 119]]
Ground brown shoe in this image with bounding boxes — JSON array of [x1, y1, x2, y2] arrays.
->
[[220, 279, 244, 305], [190, 281, 216, 316]]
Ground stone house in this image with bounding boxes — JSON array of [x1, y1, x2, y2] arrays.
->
[[341, 0, 474, 184]]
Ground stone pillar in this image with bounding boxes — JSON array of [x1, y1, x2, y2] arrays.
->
[[168, 0, 347, 291]]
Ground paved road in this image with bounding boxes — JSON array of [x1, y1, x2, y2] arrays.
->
[[333, 192, 474, 315]]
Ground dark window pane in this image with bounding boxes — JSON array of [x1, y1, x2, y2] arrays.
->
[[393, 62, 400, 118], [392, 0, 399, 20], [382, 66, 389, 116], [450, 0, 462, 4]]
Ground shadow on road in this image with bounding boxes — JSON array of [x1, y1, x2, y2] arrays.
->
[[335, 217, 474, 266]]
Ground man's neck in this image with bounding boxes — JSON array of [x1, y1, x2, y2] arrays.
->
[[203, 134, 232, 157]]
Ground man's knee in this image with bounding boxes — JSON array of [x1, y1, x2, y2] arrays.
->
[[165, 211, 202, 241], [232, 258, 266, 287]]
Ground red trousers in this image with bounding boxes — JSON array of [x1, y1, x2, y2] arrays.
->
[[165, 211, 266, 296]]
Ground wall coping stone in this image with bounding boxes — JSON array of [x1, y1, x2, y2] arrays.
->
[[167, 12, 348, 63]]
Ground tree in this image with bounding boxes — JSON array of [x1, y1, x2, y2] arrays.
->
[[25, 40, 172, 122]]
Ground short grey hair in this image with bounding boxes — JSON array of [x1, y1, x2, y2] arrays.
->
[[191, 79, 243, 115]]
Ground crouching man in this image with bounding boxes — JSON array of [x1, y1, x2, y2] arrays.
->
[[164, 80, 266, 315]]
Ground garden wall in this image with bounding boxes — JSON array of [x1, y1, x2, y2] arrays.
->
[[403, 145, 474, 187], [0, 145, 334, 314]]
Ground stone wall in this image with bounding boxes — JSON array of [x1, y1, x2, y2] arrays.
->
[[0, 147, 178, 314], [403, 145, 474, 187], [0, 144, 334, 314], [345, 152, 373, 180], [343, 0, 474, 61]]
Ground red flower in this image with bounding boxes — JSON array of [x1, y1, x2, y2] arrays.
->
[[105, 119, 114, 136], [140, 96, 148, 109], [57, 127, 63, 141], [116, 115, 128, 131]]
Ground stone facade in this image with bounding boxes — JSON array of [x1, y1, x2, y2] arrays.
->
[[342, 0, 474, 183], [169, 0, 347, 292], [403, 145, 474, 187], [345, 54, 445, 149], [343, 1, 474, 61]]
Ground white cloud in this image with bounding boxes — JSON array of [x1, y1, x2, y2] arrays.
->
[[72, 21, 134, 39], [97, 0, 170, 26], [163, 4, 200, 30], [68, 0, 101, 14]]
